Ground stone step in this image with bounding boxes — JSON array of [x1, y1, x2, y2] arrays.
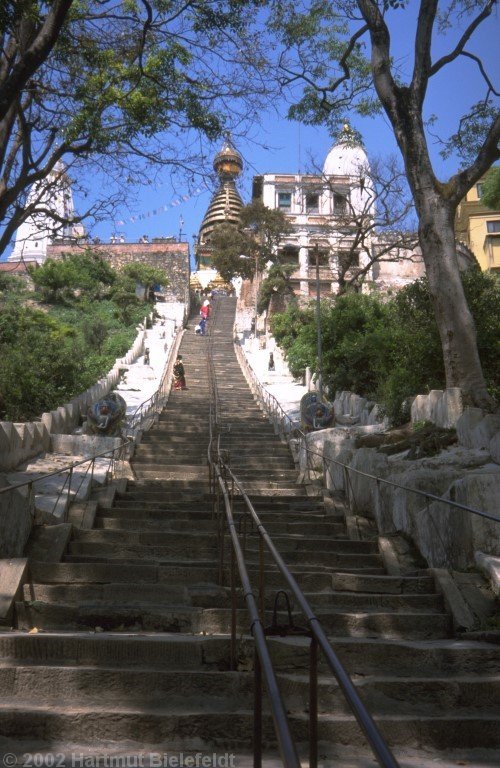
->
[[99, 507, 328, 525], [132, 458, 294, 471], [1, 664, 498, 717], [112, 495, 323, 511], [121, 487, 317, 503], [22, 583, 444, 614], [16, 602, 451, 639], [62, 555, 387, 582], [94, 517, 347, 537], [277, 672, 500, 716], [332, 572, 436, 594], [71, 529, 373, 555], [65, 541, 383, 568], [30, 561, 380, 591], [2, 632, 498, 678], [302, 590, 444, 612], [0, 703, 498, 750], [268, 635, 500, 677]]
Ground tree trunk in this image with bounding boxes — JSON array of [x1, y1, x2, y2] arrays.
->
[[415, 188, 492, 408]]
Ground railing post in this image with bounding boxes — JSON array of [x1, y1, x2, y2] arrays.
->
[[65, 466, 74, 522], [343, 465, 350, 508], [259, 536, 265, 621], [254, 648, 262, 768], [309, 637, 318, 768], [230, 547, 237, 672], [28, 481, 34, 521]]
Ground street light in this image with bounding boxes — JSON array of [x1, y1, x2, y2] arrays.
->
[[239, 253, 259, 337], [313, 243, 323, 400]]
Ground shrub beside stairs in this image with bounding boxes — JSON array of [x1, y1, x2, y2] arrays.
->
[[0, 297, 499, 766]]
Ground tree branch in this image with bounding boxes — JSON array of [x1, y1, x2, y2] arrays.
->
[[430, 0, 495, 77], [449, 112, 500, 204], [411, 0, 438, 106], [0, 0, 74, 122]]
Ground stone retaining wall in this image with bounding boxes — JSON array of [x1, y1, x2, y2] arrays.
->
[[298, 408, 500, 569]]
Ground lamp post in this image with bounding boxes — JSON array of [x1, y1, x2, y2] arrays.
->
[[239, 253, 259, 337], [314, 243, 323, 400]]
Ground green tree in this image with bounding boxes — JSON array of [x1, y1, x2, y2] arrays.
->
[[481, 167, 500, 210], [0, 306, 83, 420], [273, 0, 499, 409], [257, 263, 297, 314], [210, 202, 293, 305], [271, 270, 499, 424], [0, 0, 271, 257], [120, 263, 169, 301], [208, 223, 255, 283], [28, 251, 116, 303]]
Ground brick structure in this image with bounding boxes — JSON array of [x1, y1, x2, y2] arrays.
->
[[47, 239, 190, 303]]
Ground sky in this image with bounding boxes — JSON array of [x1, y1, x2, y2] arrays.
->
[[2, 2, 499, 266]]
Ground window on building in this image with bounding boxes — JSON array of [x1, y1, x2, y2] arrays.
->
[[308, 249, 329, 267], [277, 191, 292, 210], [308, 281, 331, 297], [280, 246, 299, 265], [305, 192, 320, 213], [486, 220, 500, 233], [334, 193, 348, 214], [476, 183, 484, 199]]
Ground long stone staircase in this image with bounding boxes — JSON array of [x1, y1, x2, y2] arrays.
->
[[0, 297, 499, 766]]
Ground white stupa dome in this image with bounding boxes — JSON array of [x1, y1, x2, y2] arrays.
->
[[322, 124, 374, 217], [322, 124, 370, 177]]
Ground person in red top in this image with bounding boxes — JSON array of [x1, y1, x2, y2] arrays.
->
[[200, 300, 210, 321]]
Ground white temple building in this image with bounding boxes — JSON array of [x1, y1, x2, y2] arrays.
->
[[8, 163, 85, 264], [252, 125, 423, 298]]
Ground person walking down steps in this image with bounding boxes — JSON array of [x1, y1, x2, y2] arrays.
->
[[173, 354, 187, 390]]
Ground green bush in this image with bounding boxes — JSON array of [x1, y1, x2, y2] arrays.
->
[[270, 270, 499, 426]]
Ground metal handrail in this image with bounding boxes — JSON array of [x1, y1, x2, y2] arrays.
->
[[0, 440, 128, 497], [213, 462, 302, 768], [206, 297, 301, 768], [219, 458, 400, 768], [236, 343, 498, 526], [127, 328, 184, 432]]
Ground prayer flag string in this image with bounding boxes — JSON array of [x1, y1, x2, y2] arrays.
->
[[114, 185, 207, 227]]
